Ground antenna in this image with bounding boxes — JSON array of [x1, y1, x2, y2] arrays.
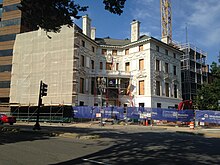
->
[[185, 23, 188, 43]]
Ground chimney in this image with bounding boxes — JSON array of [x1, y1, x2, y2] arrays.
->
[[91, 27, 96, 40], [131, 20, 140, 42], [82, 15, 91, 37], [161, 36, 171, 44]]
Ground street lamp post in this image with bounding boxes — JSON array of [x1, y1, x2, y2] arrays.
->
[[97, 77, 106, 126]]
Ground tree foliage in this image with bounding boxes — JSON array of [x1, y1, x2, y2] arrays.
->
[[196, 61, 220, 110], [18, 0, 126, 33]]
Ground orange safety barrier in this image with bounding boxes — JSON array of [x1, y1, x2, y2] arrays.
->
[[189, 121, 194, 129], [145, 120, 148, 126]]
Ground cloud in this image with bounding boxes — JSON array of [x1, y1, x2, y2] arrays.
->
[[130, 0, 161, 38], [185, 0, 220, 46], [140, 31, 151, 37]]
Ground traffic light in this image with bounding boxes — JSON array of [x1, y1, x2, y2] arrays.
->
[[41, 82, 48, 97]]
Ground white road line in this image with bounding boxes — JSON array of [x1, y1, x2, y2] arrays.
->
[[82, 158, 110, 165]]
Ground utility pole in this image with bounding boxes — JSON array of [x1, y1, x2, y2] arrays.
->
[[33, 80, 48, 130]]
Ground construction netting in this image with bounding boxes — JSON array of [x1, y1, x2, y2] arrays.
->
[[10, 26, 75, 106]]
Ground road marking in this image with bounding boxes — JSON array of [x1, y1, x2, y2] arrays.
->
[[82, 158, 110, 165]]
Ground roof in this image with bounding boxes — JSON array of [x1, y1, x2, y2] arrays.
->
[[95, 35, 150, 46], [95, 37, 131, 46]]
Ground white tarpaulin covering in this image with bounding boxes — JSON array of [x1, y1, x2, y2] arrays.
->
[[10, 26, 75, 106]]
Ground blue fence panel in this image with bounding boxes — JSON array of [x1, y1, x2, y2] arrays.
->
[[127, 107, 141, 119], [195, 110, 220, 124], [177, 110, 194, 122], [151, 108, 163, 120], [91, 106, 100, 119], [102, 107, 115, 118], [72, 106, 195, 123], [116, 107, 125, 120], [138, 108, 152, 119], [73, 106, 100, 119]]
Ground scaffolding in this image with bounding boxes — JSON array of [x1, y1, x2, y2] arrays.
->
[[10, 105, 72, 122], [175, 43, 208, 101]]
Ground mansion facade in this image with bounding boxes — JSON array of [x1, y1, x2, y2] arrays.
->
[[10, 15, 183, 108]]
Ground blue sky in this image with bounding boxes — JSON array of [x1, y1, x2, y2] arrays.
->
[[74, 0, 220, 65]]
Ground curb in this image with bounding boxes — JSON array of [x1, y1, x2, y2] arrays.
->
[[57, 132, 100, 139], [176, 131, 204, 136]]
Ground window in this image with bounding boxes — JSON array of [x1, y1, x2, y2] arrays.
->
[[91, 78, 95, 94], [0, 34, 16, 42], [81, 55, 84, 67], [156, 46, 159, 52], [102, 49, 107, 55], [173, 53, 176, 58], [0, 49, 13, 56], [100, 62, 103, 70], [139, 59, 144, 70], [92, 46, 95, 52], [106, 62, 112, 70], [82, 40, 85, 47], [0, 3, 2, 21], [173, 65, 177, 75], [0, 81, 10, 88], [91, 60, 94, 69], [139, 80, 144, 95], [165, 83, 169, 97], [125, 49, 129, 55], [0, 65, 12, 72], [80, 78, 84, 93], [79, 101, 84, 106], [2, 3, 20, 12], [116, 63, 119, 70], [139, 45, 143, 51], [156, 60, 160, 71], [174, 84, 177, 98], [125, 62, 130, 72], [139, 103, 145, 107], [157, 103, 161, 108], [165, 63, 169, 73], [165, 49, 168, 55], [156, 81, 160, 96], [0, 18, 21, 28], [112, 50, 117, 55]]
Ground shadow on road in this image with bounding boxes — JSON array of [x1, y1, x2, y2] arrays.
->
[[0, 126, 51, 145], [51, 128, 220, 165], [1, 124, 220, 164]]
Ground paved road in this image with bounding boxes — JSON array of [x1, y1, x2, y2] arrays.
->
[[1, 123, 220, 165]]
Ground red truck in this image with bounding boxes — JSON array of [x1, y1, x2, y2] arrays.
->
[[178, 100, 193, 110], [0, 113, 16, 125]]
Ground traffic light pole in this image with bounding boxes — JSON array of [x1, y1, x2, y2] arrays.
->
[[33, 80, 42, 130]]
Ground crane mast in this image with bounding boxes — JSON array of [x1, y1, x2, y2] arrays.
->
[[160, 0, 172, 44]]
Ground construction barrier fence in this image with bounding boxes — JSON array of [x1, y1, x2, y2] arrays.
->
[[195, 110, 220, 124], [72, 106, 195, 122]]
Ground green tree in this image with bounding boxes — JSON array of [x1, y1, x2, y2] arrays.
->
[[196, 60, 220, 110], [210, 62, 220, 78], [18, 0, 126, 34]]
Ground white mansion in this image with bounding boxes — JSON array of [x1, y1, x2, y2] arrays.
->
[[10, 15, 182, 108]]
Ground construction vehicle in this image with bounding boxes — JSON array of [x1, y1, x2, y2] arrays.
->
[[178, 100, 193, 110]]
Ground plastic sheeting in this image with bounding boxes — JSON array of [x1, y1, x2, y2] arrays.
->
[[10, 26, 75, 106]]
